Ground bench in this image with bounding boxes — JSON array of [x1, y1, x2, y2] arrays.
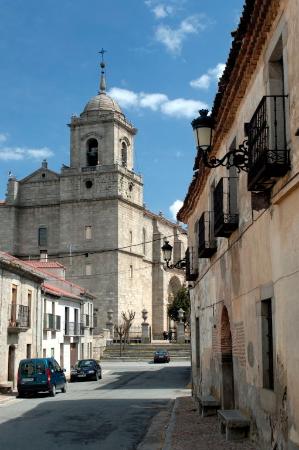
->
[[198, 395, 220, 417], [217, 409, 250, 441]]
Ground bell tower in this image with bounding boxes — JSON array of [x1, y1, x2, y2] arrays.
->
[[68, 50, 137, 172]]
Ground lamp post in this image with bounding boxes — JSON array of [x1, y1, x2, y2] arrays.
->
[[161, 240, 186, 270], [192, 109, 249, 172]]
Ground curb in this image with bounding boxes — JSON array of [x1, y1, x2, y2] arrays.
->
[[137, 400, 175, 450], [162, 397, 180, 450]]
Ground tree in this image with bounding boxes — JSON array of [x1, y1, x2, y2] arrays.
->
[[114, 323, 125, 356], [122, 310, 136, 348], [167, 286, 190, 324]]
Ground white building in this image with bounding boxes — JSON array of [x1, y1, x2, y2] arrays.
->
[[27, 260, 94, 374]]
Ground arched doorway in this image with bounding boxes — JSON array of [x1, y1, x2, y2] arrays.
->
[[8, 345, 16, 387], [220, 306, 234, 409]]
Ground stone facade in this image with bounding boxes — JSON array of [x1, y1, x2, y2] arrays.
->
[[0, 70, 186, 339], [178, 1, 299, 449]]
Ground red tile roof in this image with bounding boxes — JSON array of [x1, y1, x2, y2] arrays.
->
[[43, 282, 82, 300], [28, 261, 65, 269]]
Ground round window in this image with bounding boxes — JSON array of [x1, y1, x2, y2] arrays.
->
[[85, 180, 93, 189]]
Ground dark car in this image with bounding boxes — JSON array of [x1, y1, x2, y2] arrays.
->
[[17, 358, 67, 397], [70, 359, 102, 382], [154, 349, 170, 363]]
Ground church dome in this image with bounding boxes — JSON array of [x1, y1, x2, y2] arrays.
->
[[83, 92, 122, 114]]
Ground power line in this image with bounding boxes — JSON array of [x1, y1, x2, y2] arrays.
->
[[24, 232, 184, 261]]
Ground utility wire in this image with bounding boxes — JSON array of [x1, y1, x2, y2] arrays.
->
[[25, 232, 183, 261]]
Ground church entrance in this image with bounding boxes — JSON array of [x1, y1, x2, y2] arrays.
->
[[220, 306, 235, 409]]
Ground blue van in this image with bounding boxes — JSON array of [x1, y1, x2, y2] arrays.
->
[[17, 358, 67, 397]]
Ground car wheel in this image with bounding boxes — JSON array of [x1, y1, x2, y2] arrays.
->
[[99, 371, 102, 380], [61, 383, 67, 393], [50, 385, 56, 397], [18, 391, 26, 398]]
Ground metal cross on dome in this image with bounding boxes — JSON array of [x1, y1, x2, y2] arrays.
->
[[98, 48, 107, 64]]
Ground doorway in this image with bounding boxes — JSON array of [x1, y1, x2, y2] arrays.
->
[[8, 345, 16, 386], [70, 343, 78, 368], [220, 306, 235, 409]]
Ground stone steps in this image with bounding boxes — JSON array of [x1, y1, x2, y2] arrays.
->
[[101, 343, 191, 361]]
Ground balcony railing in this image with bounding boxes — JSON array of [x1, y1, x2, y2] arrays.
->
[[43, 313, 61, 331], [64, 322, 84, 336], [247, 95, 290, 191], [198, 211, 217, 258], [8, 304, 30, 332], [214, 177, 238, 238], [185, 247, 198, 281]]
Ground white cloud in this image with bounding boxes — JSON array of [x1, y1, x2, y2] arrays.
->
[[155, 15, 206, 54], [0, 144, 54, 161], [169, 199, 183, 220], [108, 87, 207, 119], [190, 63, 225, 90], [108, 87, 139, 109], [153, 4, 173, 18], [161, 98, 208, 119], [139, 93, 168, 110]]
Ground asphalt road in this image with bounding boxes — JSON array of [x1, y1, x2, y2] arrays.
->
[[0, 361, 190, 450]]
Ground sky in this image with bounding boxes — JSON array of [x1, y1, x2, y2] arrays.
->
[[0, 0, 244, 221]]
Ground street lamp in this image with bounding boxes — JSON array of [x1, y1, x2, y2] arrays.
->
[[191, 109, 249, 172], [161, 240, 186, 270]]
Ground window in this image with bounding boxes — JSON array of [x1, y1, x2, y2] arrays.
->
[[40, 250, 48, 261], [86, 138, 99, 167], [129, 230, 132, 251], [121, 142, 127, 167], [85, 264, 92, 276], [261, 299, 274, 390], [85, 226, 92, 240], [43, 349, 46, 358], [28, 291, 32, 327], [51, 348, 55, 357], [38, 227, 47, 247]]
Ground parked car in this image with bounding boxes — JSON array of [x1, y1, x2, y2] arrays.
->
[[17, 358, 67, 397], [154, 349, 170, 363], [70, 359, 102, 382]]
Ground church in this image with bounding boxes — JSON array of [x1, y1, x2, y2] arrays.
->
[[0, 58, 186, 339]]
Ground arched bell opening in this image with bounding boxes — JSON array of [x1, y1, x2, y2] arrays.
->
[[86, 138, 99, 167]]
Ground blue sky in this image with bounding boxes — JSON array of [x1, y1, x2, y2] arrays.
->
[[0, 0, 243, 220]]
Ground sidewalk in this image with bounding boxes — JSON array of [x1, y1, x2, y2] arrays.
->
[[162, 396, 257, 450], [0, 392, 17, 405]]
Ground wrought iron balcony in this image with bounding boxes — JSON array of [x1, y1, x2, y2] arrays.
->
[[198, 211, 217, 258], [43, 314, 61, 331], [214, 177, 238, 238], [8, 304, 30, 332], [64, 322, 84, 336], [247, 95, 290, 191], [185, 247, 198, 281]]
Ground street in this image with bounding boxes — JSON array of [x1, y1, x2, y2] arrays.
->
[[0, 361, 190, 450]]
